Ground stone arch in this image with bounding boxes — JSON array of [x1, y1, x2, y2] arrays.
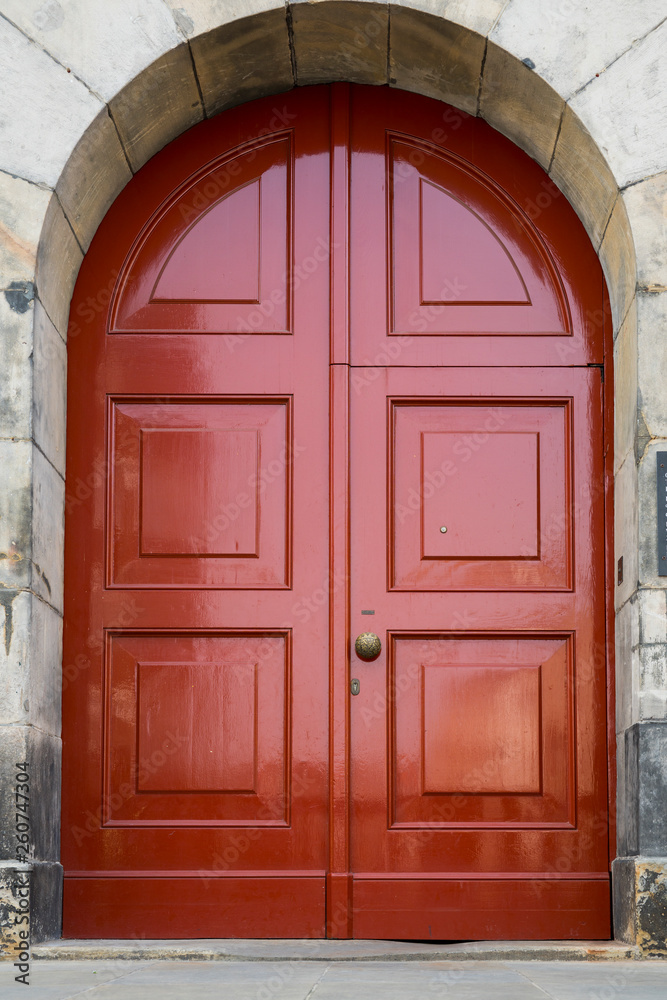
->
[[3, 0, 666, 947]]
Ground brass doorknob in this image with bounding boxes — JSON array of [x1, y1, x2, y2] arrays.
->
[[355, 632, 381, 660]]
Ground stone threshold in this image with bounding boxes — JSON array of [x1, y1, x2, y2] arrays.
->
[[31, 939, 644, 962]]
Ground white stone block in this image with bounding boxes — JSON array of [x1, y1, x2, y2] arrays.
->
[[622, 171, 667, 292], [569, 19, 667, 188], [615, 451, 638, 612], [0, 17, 102, 188], [639, 643, 667, 719], [28, 596, 62, 737], [638, 439, 667, 588], [614, 296, 637, 475], [481, 41, 563, 173], [491, 0, 667, 101], [163, 0, 290, 37], [390, 6, 485, 115], [394, 0, 507, 37], [0, 437, 65, 613], [0, 591, 62, 737], [1, 0, 181, 103], [639, 588, 667, 646], [637, 292, 667, 438], [190, 8, 293, 118], [0, 293, 34, 441], [31, 444, 65, 614], [0, 172, 51, 286], [0, 440, 32, 595], [616, 595, 639, 734], [639, 688, 667, 720], [32, 301, 66, 478]]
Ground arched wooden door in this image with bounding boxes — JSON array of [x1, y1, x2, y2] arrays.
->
[[62, 85, 613, 939]]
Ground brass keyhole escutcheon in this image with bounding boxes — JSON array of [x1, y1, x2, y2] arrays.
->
[[355, 632, 382, 660]]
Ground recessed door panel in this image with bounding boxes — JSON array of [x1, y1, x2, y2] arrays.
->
[[108, 397, 290, 588], [104, 632, 289, 824], [350, 86, 606, 367], [390, 399, 572, 590], [389, 633, 574, 826]]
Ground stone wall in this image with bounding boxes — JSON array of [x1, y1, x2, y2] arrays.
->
[[0, 0, 665, 947]]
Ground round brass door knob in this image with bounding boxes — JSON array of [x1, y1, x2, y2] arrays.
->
[[355, 632, 382, 660]]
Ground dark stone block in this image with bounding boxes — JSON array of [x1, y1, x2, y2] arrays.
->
[[0, 727, 61, 861], [613, 857, 667, 953], [623, 722, 667, 856], [0, 862, 62, 951], [612, 857, 635, 942], [30, 861, 62, 943]]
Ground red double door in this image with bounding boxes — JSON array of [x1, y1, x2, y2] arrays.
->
[[62, 85, 612, 939]]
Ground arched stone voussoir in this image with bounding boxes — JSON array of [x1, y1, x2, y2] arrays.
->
[[388, 5, 485, 115], [479, 39, 565, 173], [108, 43, 203, 174], [36, 193, 83, 339], [55, 107, 132, 254], [292, 0, 389, 87], [190, 7, 293, 119]]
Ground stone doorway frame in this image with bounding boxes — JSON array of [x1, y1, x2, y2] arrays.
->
[[0, 0, 665, 951]]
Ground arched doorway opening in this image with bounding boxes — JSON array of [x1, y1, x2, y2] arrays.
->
[[62, 83, 613, 940]]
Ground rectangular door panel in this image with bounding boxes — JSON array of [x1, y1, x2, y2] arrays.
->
[[104, 631, 290, 825], [64, 877, 326, 939], [352, 878, 611, 940], [390, 398, 572, 590], [108, 397, 291, 589], [389, 633, 574, 827]]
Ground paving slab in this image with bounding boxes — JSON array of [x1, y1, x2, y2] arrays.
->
[[2, 957, 667, 1000]]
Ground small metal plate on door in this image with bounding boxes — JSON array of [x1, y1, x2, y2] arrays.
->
[[350, 678, 361, 696]]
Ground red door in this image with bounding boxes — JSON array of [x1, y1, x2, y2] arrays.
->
[[62, 85, 612, 939]]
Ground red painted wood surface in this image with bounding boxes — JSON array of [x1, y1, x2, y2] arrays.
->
[[62, 84, 612, 939]]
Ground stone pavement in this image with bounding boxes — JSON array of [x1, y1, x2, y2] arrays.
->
[[1, 942, 666, 999]]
